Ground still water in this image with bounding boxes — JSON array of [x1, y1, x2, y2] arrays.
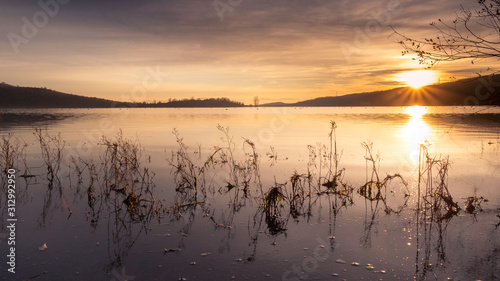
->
[[0, 106, 499, 280]]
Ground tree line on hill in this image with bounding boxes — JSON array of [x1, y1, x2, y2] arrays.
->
[[0, 83, 244, 108]]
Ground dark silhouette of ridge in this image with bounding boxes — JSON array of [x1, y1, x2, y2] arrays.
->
[[146, 98, 244, 108], [0, 83, 125, 108], [1, 74, 499, 108], [0, 83, 244, 108], [262, 74, 500, 107]]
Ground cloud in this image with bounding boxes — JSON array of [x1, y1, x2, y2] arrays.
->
[[0, 0, 491, 103]]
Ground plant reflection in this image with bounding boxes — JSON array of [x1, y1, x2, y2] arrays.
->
[[166, 123, 491, 280], [167, 122, 354, 261], [1, 122, 496, 280], [73, 133, 161, 271], [414, 142, 459, 280]]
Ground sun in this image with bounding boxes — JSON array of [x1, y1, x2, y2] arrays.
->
[[397, 70, 437, 89], [405, 105, 427, 118]]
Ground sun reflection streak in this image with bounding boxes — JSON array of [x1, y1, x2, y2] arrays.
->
[[401, 106, 431, 164]]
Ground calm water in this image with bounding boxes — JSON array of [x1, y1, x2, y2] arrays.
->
[[0, 106, 499, 281]]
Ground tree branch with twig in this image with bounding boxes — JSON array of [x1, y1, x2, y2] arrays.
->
[[392, 0, 500, 67]]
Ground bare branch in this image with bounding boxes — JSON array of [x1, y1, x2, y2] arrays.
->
[[392, 0, 500, 67]]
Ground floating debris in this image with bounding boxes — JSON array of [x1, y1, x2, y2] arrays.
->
[[366, 264, 375, 270], [351, 262, 360, 266], [164, 248, 181, 253], [335, 259, 346, 264], [332, 273, 339, 277], [236, 258, 243, 262], [328, 236, 336, 239], [200, 252, 210, 257], [38, 243, 48, 251], [190, 262, 196, 265]]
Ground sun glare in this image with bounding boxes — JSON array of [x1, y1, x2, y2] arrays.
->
[[397, 70, 437, 89], [405, 105, 427, 118], [401, 106, 430, 164]]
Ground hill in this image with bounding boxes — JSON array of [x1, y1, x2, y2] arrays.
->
[[1, 74, 499, 108], [262, 74, 500, 107], [147, 98, 244, 108], [0, 83, 244, 108], [0, 83, 124, 108]]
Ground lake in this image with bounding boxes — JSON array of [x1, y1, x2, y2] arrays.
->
[[1, 106, 499, 281]]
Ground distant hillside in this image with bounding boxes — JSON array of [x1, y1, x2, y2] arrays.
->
[[0, 83, 244, 108], [146, 98, 244, 108], [2, 74, 499, 108], [262, 74, 500, 107], [0, 83, 124, 108]]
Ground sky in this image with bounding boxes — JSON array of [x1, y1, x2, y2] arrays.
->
[[0, 0, 496, 104]]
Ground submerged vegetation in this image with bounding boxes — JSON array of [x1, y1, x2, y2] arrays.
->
[[0, 123, 492, 225], [0, 121, 497, 278], [417, 142, 460, 221], [359, 141, 409, 214]]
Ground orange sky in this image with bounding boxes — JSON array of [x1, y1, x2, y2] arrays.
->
[[1, 0, 496, 104]]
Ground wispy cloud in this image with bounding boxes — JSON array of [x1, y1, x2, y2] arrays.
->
[[0, 0, 489, 103]]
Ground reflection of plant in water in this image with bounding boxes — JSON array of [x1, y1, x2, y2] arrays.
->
[[324, 121, 343, 190], [418, 143, 460, 221], [169, 129, 208, 196], [263, 183, 287, 235], [414, 142, 464, 280], [464, 196, 487, 214], [215, 125, 262, 195], [415, 201, 452, 281], [307, 121, 353, 197], [0, 135, 31, 181], [166, 122, 355, 262], [86, 133, 161, 220], [0, 135, 31, 230], [168, 125, 264, 219], [357, 143, 409, 247], [359, 141, 409, 214], [288, 172, 308, 219], [34, 128, 64, 186], [169, 122, 354, 228], [68, 133, 162, 269], [266, 146, 278, 166], [7, 122, 497, 278], [0, 131, 70, 229]]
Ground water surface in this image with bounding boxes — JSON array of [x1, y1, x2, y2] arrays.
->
[[0, 106, 499, 281]]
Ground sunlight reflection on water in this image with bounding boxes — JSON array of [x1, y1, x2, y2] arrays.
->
[[1, 106, 499, 281], [400, 106, 431, 164]]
